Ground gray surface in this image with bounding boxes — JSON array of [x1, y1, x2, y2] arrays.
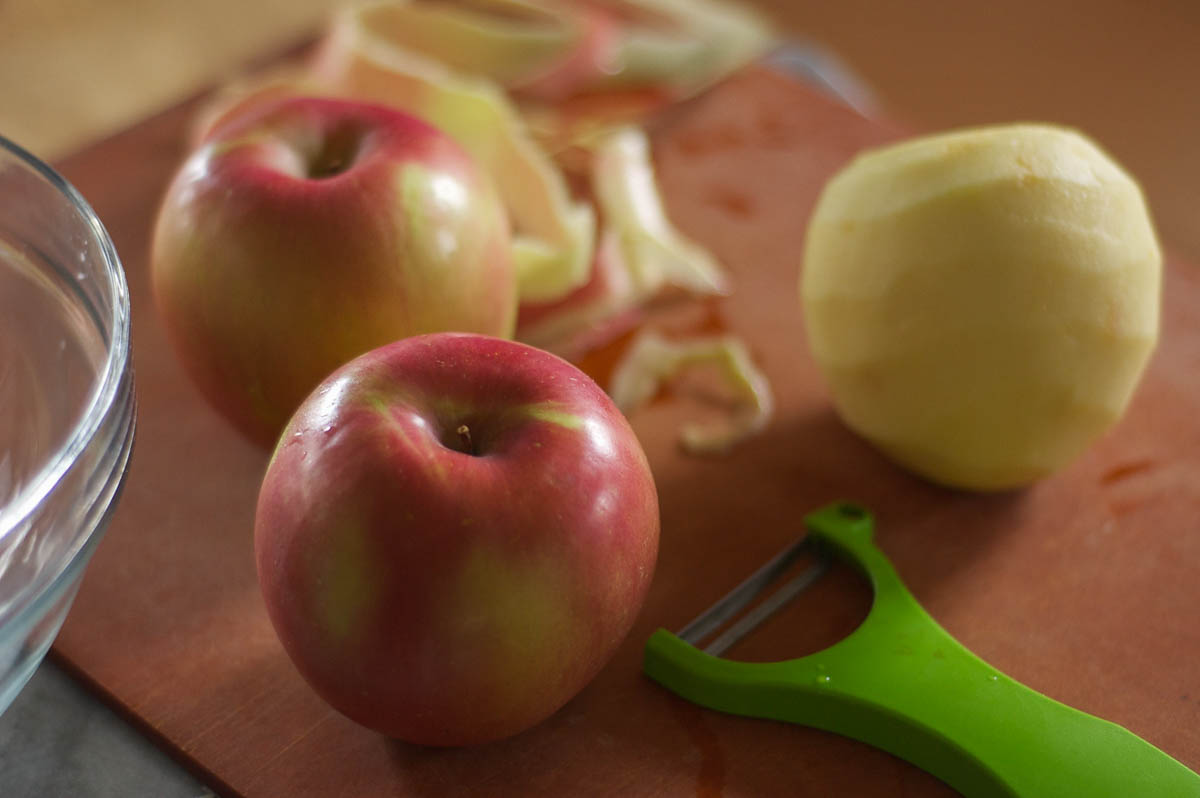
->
[[0, 660, 212, 798]]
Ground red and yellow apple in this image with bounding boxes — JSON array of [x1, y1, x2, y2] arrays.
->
[[152, 96, 516, 446], [254, 332, 660, 745]]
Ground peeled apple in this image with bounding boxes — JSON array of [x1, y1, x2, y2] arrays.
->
[[801, 124, 1161, 491]]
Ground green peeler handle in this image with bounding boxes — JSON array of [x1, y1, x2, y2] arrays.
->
[[643, 503, 1200, 798]]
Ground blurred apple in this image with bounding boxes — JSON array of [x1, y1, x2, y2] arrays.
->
[[254, 333, 660, 745], [152, 96, 516, 446]]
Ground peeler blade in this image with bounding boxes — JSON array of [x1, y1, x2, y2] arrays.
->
[[678, 537, 830, 656]]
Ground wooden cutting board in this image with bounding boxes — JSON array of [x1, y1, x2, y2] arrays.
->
[[51, 64, 1200, 797]]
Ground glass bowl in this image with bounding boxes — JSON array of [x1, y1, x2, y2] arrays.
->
[[0, 134, 135, 715]]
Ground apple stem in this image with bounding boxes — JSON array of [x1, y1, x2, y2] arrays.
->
[[457, 424, 474, 455]]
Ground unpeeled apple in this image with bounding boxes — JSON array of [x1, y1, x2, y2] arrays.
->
[[255, 333, 659, 745], [802, 124, 1161, 491], [152, 96, 515, 446]]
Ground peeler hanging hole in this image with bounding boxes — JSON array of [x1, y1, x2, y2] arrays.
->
[[676, 537, 872, 662], [836, 503, 867, 520]]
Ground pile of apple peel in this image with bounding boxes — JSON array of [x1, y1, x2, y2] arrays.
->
[[190, 0, 777, 454]]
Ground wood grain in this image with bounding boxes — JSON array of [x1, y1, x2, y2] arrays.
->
[[51, 66, 1200, 797]]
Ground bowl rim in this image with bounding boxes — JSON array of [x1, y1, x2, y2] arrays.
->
[[0, 134, 132, 586]]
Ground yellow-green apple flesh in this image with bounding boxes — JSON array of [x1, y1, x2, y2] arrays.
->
[[152, 97, 516, 447], [254, 333, 660, 746]]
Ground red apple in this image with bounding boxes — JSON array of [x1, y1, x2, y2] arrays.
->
[[254, 332, 660, 745], [152, 96, 516, 446]]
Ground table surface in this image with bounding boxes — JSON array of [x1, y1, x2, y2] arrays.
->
[[0, 2, 1197, 795]]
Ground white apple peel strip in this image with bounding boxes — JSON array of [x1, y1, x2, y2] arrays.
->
[[344, 0, 773, 99], [594, 0, 774, 96], [592, 126, 729, 298], [609, 330, 773, 456], [514, 126, 734, 357], [348, 0, 579, 87]]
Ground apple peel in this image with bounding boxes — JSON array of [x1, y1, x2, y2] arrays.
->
[[516, 229, 640, 356], [586, 0, 774, 99], [516, 125, 729, 359], [592, 125, 729, 297], [320, 0, 773, 104], [609, 330, 773, 455], [333, 0, 583, 89]]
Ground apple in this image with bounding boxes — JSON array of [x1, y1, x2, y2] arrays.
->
[[254, 332, 660, 745], [152, 96, 516, 446], [802, 124, 1161, 490]]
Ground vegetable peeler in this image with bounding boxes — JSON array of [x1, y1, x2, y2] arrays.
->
[[643, 502, 1200, 797]]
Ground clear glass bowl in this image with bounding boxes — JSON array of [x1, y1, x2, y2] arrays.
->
[[0, 134, 135, 714]]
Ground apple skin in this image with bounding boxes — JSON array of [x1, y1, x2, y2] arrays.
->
[[254, 333, 660, 745], [152, 96, 516, 447]]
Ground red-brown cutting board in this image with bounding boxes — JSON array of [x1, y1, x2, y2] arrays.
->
[[51, 65, 1200, 797]]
